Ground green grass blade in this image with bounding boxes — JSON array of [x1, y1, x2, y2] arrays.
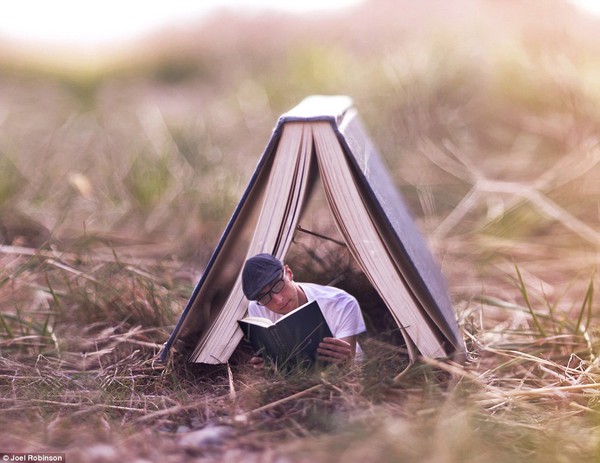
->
[[45, 271, 62, 313], [514, 263, 546, 337], [0, 313, 14, 339], [575, 270, 595, 333]]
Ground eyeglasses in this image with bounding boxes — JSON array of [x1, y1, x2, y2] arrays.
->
[[255, 272, 285, 306]]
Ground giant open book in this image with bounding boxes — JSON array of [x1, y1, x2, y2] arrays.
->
[[161, 95, 465, 364]]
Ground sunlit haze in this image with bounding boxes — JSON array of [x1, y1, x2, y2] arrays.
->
[[0, 0, 364, 49], [571, 0, 600, 15]]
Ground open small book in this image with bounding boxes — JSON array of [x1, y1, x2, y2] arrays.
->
[[238, 300, 333, 369], [161, 95, 466, 365]]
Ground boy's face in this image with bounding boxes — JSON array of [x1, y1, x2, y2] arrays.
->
[[258, 265, 300, 315]]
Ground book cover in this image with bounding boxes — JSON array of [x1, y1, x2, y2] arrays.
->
[[237, 300, 333, 369]]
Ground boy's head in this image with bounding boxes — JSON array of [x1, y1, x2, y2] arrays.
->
[[242, 253, 284, 300]]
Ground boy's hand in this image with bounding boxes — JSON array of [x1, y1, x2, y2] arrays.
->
[[248, 356, 265, 369], [317, 337, 353, 364]]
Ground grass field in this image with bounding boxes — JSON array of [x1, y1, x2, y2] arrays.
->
[[2, 0, 600, 461]]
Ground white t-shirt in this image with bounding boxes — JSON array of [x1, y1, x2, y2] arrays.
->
[[248, 283, 366, 352]]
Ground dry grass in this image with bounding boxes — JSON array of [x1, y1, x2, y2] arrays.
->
[[2, 0, 600, 461]]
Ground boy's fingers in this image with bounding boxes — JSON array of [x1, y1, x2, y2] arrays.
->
[[317, 340, 352, 363], [249, 356, 265, 368]]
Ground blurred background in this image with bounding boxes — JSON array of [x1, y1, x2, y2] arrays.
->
[[1, 0, 600, 306], [4, 2, 600, 459]]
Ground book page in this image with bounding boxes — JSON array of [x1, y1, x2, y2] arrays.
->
[[239, 317, 274, 327], [338, 112, 462, 352], [311, 122, 445, 358], [191, 123, 314, 363]]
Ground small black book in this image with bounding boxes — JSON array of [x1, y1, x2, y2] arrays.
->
[[238, 300, 333, 369]]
